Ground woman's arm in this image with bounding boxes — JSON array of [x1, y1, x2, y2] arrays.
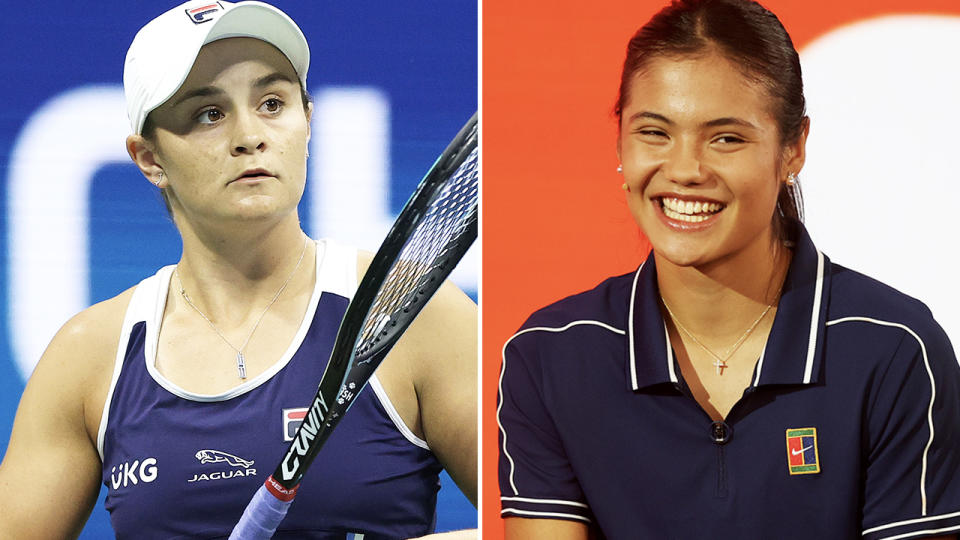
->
[[504, 517, 591, 540], [405, 279, 478, 504], [0, 299, 123, 538]]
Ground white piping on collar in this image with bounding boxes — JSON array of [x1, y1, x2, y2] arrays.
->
[[802, 250, 825, 383], [828, 316, 935, 517], [499, 320, 625, 496], [628, 263, 644, 390], [662, 321, 677, 384], [752, 347, 768, 387]]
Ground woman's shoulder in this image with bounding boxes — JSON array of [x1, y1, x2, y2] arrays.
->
[[52, 286, 136, 370], [28, 285, 138, 442], [825, 262, 954, 354], [828, 262, 937, 327], [514, 270, 637, 340]]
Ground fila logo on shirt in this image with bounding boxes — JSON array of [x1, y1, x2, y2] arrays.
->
[[109, 457, 159, 489], [283, 407, 309, 442], [187, 449, 257, 483], [785, 427, 821, 475]]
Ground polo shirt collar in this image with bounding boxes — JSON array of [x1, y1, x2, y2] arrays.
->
[[627, 222, 831, 391]]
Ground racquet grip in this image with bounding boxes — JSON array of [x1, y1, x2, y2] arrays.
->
[[228, 480, 295, 539]]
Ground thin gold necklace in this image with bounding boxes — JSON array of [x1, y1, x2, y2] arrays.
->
[[175, 236, 308, 379], [662, 288, 780, 376]]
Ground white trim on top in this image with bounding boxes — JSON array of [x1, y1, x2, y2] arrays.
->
[[828, 316, 936, 517], [368, 373, 429, 450], [96, 272, 159, 461], [628, 263, 644, 390], [862, 509, 960, 536], [498, 321, 625, 496], [803, 250, 825, 383], [142, 240, 327, 403]]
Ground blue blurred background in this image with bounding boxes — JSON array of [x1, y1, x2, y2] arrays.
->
[[0, 1, 477, 537]]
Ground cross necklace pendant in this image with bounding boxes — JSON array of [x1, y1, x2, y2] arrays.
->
[[662, 295, 778, 377], [712, 359, 728, 376]]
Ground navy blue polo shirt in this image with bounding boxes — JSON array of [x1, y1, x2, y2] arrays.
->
[[498, 225, 960, 539]]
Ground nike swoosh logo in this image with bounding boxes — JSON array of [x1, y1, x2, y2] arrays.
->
[[792, 445, 813, 456]]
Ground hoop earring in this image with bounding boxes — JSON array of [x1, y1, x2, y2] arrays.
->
[[153, 171, 163, 187]]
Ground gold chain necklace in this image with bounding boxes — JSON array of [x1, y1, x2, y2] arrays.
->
[[662, 288, 780, 376], [175, 236, 308, 379]]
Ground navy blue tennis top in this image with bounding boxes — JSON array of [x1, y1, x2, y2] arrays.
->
[[498, 225, 960, 539], [99, 239, 443, 539]]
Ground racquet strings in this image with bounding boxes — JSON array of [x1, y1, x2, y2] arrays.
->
[[356, 147, 478, 359]]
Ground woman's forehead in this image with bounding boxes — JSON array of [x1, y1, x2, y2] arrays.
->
[[624, 53, 776, 125]]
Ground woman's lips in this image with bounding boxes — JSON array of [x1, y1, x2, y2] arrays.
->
[[231, 169, 274, 184]]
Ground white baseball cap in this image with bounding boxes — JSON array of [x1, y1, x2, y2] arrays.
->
[[124, 0, 309, 135]]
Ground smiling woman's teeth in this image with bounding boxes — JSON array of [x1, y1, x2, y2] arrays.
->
[[660, 197, 723, 223]]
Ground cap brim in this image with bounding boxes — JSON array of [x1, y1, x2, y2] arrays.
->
[[130, 1, 309, 134]]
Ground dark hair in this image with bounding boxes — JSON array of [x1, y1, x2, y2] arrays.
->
[[615, 0, 806, 240]]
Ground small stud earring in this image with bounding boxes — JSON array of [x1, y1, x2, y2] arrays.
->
[[786, 172, 797, 186], [622, 183, 630, 192], [617, 164, 623, 174]]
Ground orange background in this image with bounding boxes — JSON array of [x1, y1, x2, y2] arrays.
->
[[481, 0, 960, 537]]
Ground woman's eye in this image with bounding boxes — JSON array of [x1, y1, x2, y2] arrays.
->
[[639, 129, 666, 137], [261, 98, 283, 113], [714, 135, 745, 144], [636, 129, 669, 142], [197, 109, 223, 125]]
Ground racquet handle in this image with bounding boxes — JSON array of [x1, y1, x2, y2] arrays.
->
[[229, 479, 296, 539]]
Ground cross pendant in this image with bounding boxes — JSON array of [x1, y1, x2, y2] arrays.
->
[[237, 351, 247, 379], [713, 359, 727, 376]]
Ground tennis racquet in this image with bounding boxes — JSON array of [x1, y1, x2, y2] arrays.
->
[[228, 112, 478, 539]]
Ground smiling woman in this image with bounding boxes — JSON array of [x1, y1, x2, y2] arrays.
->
[[494, 0, 960, 539], [0, 1, 476, 539]]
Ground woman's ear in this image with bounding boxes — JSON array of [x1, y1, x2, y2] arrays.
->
[[783, 117, 810, 177], [305, 101, 313, 144], [126, 134, 166, 187]]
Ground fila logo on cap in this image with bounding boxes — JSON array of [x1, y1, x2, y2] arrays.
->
[[185, 2, 224, 24], [283, 407, 309, 442], [785, 427, 821, 475]]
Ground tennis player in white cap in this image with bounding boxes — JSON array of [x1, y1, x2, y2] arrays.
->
[[0, 2, 477, 538]]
